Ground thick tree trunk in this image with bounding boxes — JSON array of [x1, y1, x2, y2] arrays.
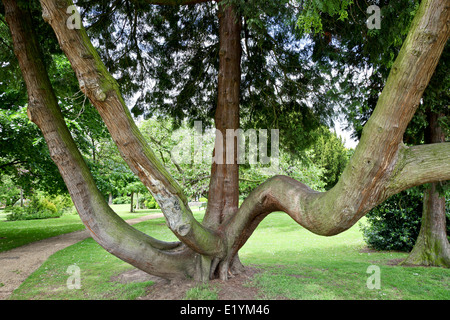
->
[[4, 0, 204, 280], [402, 111, 450, 267]]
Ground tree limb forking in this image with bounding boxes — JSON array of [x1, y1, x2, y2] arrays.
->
[[39, 0, 226, 258], [388, 142, 450, 195]]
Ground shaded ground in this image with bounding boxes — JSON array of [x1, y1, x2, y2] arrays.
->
[[112, 266, 263, 300], [0, 214, 163, 300], [359, 246, 425, 267]]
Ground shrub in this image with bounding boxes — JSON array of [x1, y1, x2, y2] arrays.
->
[[144, 196, 160, 209], [5, 194, 64, 221], [4, 206, 26, 221], [112, 196, 131, 204], [142, 193, 160, 209], [5, 205, 62, 221], [360, 187, 450, 252], [40, 198, 57, 214], [51, 194, 74, 213]]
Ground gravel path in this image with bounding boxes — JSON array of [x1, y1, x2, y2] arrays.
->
[[0, 214, 163, 300]]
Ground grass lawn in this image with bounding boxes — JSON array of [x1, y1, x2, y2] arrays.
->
[[6, 210, 450, 300], [239, 213, 449, 300], [0, 204, 160, 253]]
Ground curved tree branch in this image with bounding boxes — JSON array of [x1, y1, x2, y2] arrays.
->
[[39, 0, 225, 258], [222, 0, 450, 265], [3, 0, 200, 280], [388, 142, 450, 194]]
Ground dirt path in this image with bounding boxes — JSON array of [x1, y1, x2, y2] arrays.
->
[[0, 214, 163, 300]]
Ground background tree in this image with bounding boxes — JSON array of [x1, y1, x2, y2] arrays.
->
[[308, 127, 349, 190]]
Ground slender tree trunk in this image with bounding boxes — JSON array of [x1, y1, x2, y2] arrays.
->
[[136, 192, 140, 210], [91, 135, 96, 163], [130, 191, 134, 213], [201, 4, 246, 279], [19, 188, 23, 207], [203, 4, 241, 228], [402, 111, 450, 267]]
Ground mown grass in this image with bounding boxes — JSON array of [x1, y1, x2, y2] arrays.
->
[[5, 210, 450, 300], [238, 213, 450, 300], [0, 204, 159, 252], [184, 283, 219, 300]]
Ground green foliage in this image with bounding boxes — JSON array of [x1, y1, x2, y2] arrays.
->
[[0, 6, 109, 197], [309, 127, 350, 190], [0, 175, 20, 207], [139, 118, 212, 199], [239, 150, 327, 198], [5, 200, 59, 221], [50, 194, 74, 214], [138, 117, 330, 200], [4, 193, 73, 221], [144, 196, 160, 210], [360, 190, 422, 252], [75, 1, 336, 155], [0, 107, 66, 195], [112, 196, 131, 205], [296, 0, 353, 35], [361, 188, 450, 252]]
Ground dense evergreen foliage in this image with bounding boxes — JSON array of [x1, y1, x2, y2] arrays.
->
[[361, 187, 450, 251]]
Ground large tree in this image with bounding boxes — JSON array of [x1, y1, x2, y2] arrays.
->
[[3, 0, 450, 281], [309, 0, 449, 266]]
